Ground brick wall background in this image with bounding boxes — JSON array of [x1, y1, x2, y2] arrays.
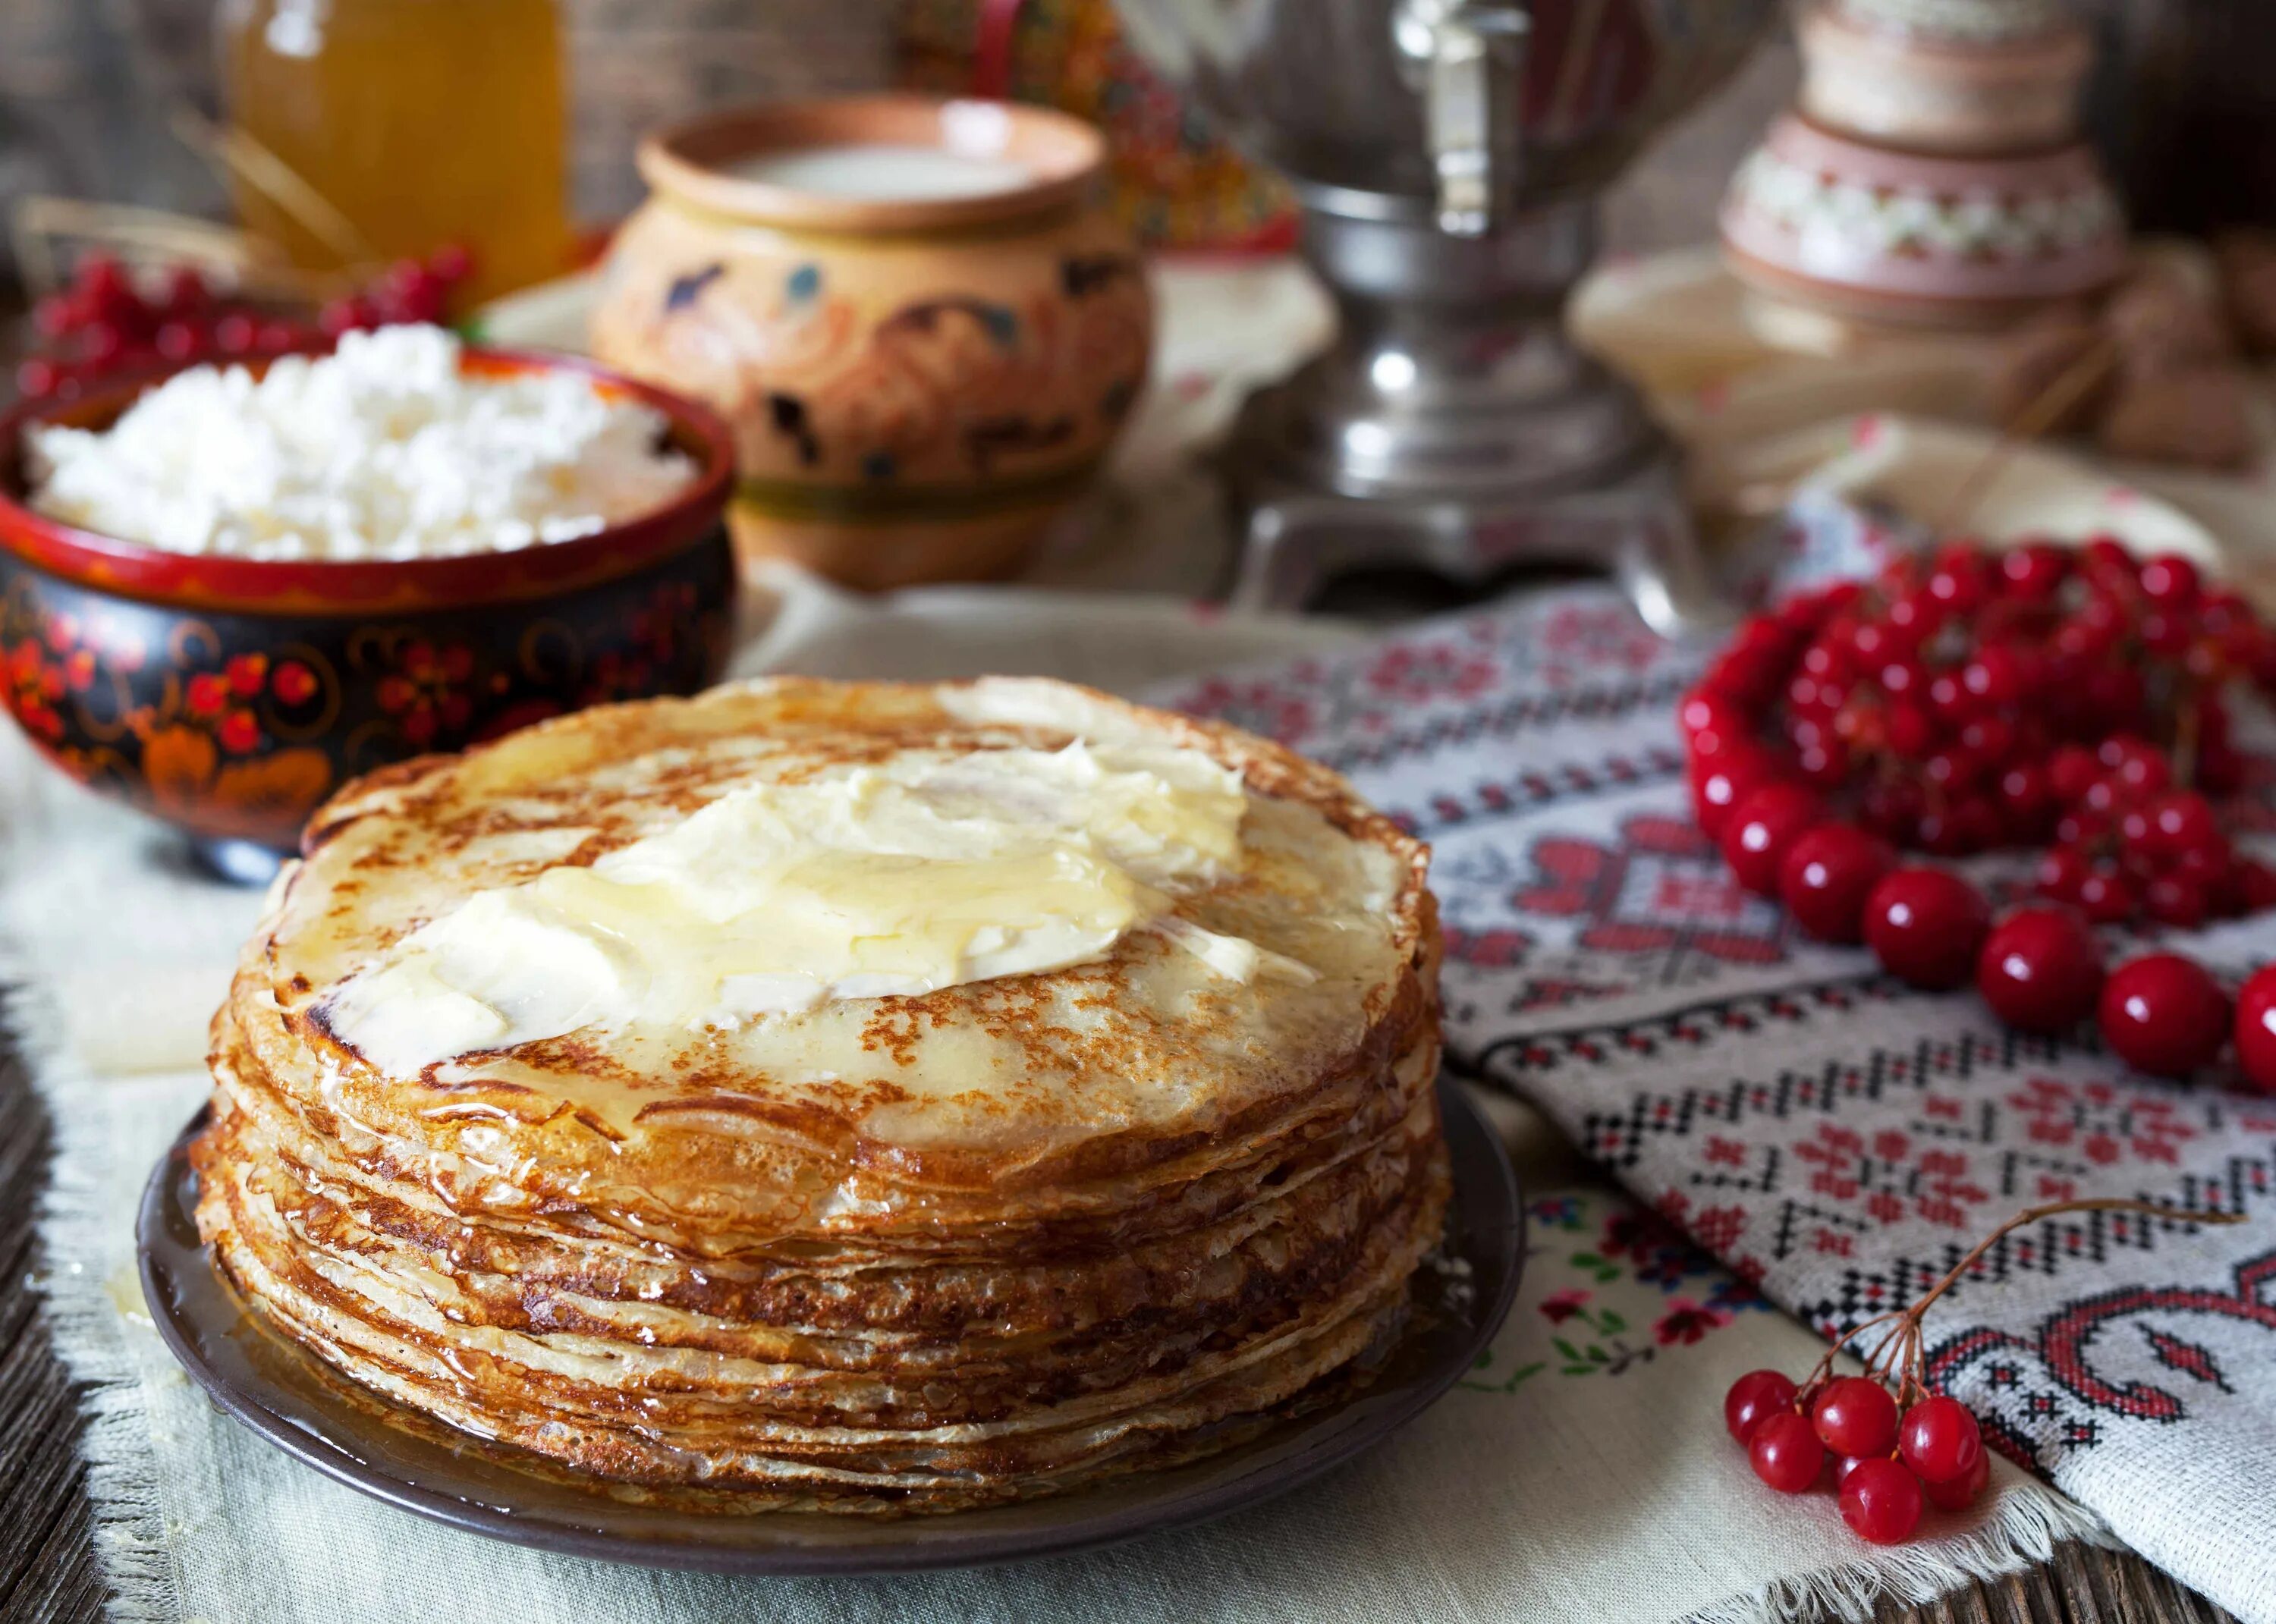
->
[[561, 0, 898, 223], [0, 0, 898, 254], [0, 0, 2259, 285]]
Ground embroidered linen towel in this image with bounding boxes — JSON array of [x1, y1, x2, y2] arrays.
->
[[1159, 584, 2276, 1624]]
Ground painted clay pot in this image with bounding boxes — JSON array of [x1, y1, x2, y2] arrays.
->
[[589, 96, 1155, 591], [0, 350, 737, 872], [1720, 115, 2127, 328]]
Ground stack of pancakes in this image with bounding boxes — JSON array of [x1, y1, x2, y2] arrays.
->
[[193, 677, 1445, 1510]]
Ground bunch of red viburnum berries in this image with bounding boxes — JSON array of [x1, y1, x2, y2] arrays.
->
[[1721, 1197, 2237, 1544], [1681, 538, 2276, 1089], [16, 247, 473, 404]]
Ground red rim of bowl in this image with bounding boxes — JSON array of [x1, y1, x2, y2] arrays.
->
[[0, 344, 737, 616]]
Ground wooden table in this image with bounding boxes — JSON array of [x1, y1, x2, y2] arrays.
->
[[0, 1013, 2241, 1624], [2, 1000, 108, 1624]]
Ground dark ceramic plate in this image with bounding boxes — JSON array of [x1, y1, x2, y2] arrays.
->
[[138, 1079, 1522, 1576]]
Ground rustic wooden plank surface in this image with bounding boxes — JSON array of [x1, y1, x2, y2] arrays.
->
[[0, 993, 108, 1624], [0, 1000, 2240, 1624]]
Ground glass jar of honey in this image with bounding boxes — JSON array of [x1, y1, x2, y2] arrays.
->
[[215, 0, 573, 306]]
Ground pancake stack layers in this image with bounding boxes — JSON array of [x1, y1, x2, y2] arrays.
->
[[193, 676, 1448, 1510]]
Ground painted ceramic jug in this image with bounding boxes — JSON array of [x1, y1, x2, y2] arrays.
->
[[1721, 0, 2127, 329], [591, 96, 1155, 590]]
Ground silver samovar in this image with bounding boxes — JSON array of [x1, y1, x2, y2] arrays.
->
[[1112, 0, 1778, 633]]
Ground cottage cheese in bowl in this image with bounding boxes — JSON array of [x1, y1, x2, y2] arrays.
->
[[22, 326, 699, 562]]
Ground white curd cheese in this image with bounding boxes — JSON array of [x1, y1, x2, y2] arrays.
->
[[23, 325, 697, 561]]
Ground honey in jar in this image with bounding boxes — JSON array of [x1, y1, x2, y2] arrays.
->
[[216, 0, 574, 306]]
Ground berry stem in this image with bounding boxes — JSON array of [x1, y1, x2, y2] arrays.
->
[[1904, 1197, 2242, 1328], [1797, 1198, 2243, 1413]]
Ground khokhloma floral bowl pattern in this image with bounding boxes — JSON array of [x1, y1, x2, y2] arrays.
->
[[0, 347, 737, 868]]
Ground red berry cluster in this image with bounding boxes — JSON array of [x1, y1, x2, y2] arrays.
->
[[1722, 1195, 2240, 1546], [313, 246, 472, 339], [2034, 733, 2274, 928], [1690, 539, 2268, 876], [1683, 539, 2276, 1091], [16, 247, 473, 404], [1727, 1370, 1985, 1544]]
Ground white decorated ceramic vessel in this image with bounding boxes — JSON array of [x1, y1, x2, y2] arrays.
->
[[1720, 116, 2127, 328], [1797, 4, 2090, 155], [1834, 0, 2065, 42]]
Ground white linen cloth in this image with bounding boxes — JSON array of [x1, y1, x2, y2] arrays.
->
[[3, 573, 2108, 1624]]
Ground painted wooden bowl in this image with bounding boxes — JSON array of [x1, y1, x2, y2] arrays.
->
[[1720, 115, 2127, 329], [589, 96, 1155, 591], [0, 350, 737, 872]]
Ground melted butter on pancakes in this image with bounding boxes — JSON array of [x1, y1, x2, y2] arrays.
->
[[325, 739, 1313, 1076]]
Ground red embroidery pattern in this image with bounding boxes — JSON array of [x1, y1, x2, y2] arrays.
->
[[1509, 815, 1793, 967], [1154, 586, 2276, 1613]]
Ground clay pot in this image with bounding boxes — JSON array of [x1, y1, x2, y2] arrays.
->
[[591, 96, 1155, 591], [0, 350, 737, 871]]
